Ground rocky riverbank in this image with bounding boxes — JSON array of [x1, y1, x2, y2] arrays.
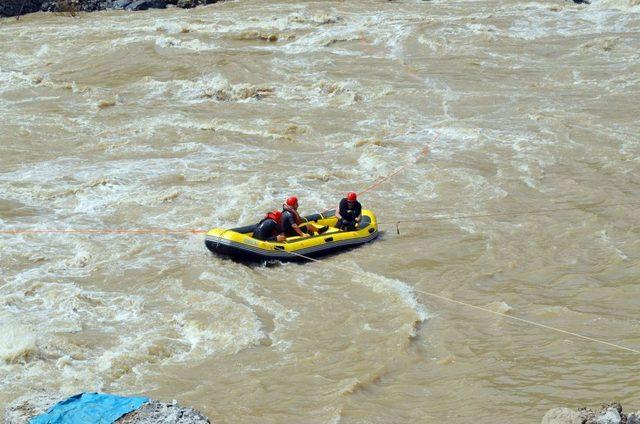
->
[[0, 0, 599, 19], [4, 392, 211, 424], [0, 0, 222, 17], [542, 402, 640, 424]]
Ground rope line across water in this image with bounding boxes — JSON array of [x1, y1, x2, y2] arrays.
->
[[283, 250, 640, 355], [2, 201, 638, 235]]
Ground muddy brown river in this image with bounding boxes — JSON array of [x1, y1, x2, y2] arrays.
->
[[1, 0, 639, 422]]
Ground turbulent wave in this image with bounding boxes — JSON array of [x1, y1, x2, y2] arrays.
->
[[139, 73, 274, 103], [590, 0, 640, 10], [0, 318, 38, 365], [351, 266, 429, 334], [227, 30, 295, 42], [155, 36, 218, 51], [2, 0, 640, 420], [0, 274, 266, 395]]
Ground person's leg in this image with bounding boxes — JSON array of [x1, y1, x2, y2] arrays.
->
[[306, 222, 329, 235]]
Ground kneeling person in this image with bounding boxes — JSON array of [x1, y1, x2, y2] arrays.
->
[[281, 196, 328, 238], [336, 191, 362, 231], [282, 196, 310, 238], [252, 210, 285, 242]]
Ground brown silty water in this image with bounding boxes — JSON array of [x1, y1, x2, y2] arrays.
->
[[1, 0, 639, 422]]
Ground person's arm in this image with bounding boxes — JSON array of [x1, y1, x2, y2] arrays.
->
[[335, 202, 342, 220], [292, 223, 309, 237]]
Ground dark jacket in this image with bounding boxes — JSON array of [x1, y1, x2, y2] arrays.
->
[[252, 218, 281, 241], [338, 198, 362, 223], [281, 204, 303, 237]]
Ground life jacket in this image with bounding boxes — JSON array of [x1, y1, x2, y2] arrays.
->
[[282, 204, 301, 224], [265, 210, 282, 224]]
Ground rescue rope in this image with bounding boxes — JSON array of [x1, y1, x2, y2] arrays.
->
[[2, 201, 638, 235], [16, 0, 28, 20], [377, 201, 640, 234], [0, 228, 206, 235], [357, 133, 439, 196], [283, 250, 640, 355]]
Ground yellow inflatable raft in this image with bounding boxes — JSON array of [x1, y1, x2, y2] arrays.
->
[[205, 209, 378, 262]]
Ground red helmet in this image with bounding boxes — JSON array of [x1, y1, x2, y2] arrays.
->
[[286, 196, 298, 207], [347, 192, 357, 202]]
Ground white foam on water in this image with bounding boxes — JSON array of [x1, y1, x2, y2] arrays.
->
[[287, 10, 343, 27], [0, 153, 243, 225], [0, 68, 38, 93], [349, 265, 428, 325], [154, 19, 191, 34], [1, 1, 638, 417], [485, 301, 513, 315], [278, 12, 387, 56], [191, 118, 285, 140], [0, 264, 271, 395], [598, 230, 629, 260], [274, 76, 384, 108], [155, 36, 219, 52], [0, 279, 143, 389], [167, 283, 266, 358], [505, 1, 640, 40], [200, 270, 300, 350], [136, 73, 274, 104], [590, 0, 640, 11], [0, 316, 38, 365]]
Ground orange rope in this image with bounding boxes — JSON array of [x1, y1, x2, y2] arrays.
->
[[1, 132, 440, 236], [358, 133, 439, 196], [0, 228, 207, 235]]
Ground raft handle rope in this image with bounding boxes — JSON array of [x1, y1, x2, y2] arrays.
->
[[283, 249, 640, 355]]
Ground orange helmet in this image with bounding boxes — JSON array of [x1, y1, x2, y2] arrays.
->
[[347, 192, 357, 202], [286, 196, 298, 207]]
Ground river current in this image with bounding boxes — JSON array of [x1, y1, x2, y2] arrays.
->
[[1, 0, 639, 422]]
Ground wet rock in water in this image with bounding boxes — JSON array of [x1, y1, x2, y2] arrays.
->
[[543, 403, 631, 424], [3, 392, 65, 424], [588, 403, 622, 424], [2, 0, 221, 17], [591, 407, 621, 424], [3, 392, 211, 424], [176, 0, 219, 8], [125, 0, 166, 10], [118, 400, 210, 424], [40, 1, 56, 11], [628, 412, 640, 424], [111, 0, 133, 9], [0, 0, 44, 17], [541, 407, 583, 424]]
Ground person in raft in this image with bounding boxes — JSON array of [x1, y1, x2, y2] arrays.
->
[[281, 196, 328, 238], [252, 210, 286, 242], [335, 191, 362, 231]]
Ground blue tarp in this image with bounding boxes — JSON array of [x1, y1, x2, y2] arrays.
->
[[30, 392, 149, 424]]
